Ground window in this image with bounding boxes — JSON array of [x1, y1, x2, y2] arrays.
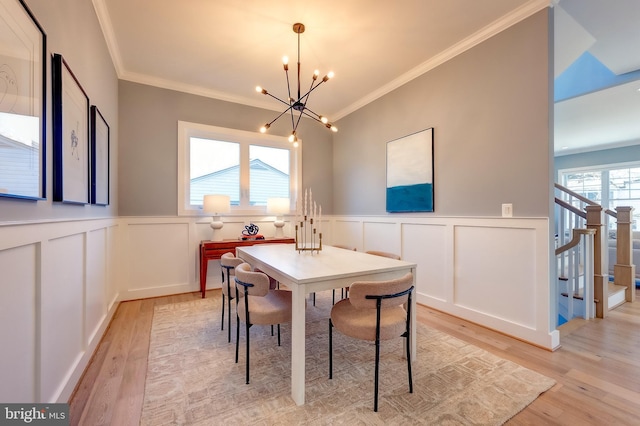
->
[[178, 121, 300, 215], [560, 163, 640, 229]]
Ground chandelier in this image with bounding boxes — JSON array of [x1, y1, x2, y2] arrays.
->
[[256, 22, 337, 147]]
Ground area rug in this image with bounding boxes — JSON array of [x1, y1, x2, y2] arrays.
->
[[140, 292, 555, 425]]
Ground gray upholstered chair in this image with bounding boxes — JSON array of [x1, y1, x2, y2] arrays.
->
[[329, 272, 414, 412], [234, 262, 293, 384], [220, 252, 244, 342]]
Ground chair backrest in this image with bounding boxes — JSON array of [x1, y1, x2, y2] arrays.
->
[[365, 250, 401, 260], [333, 244, 357, 251], [220, 253, 244, 272], [234, 262, 270, 297], [348, 272, 413, 310]]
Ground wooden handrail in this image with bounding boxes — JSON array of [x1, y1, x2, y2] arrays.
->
[[555, 183, 598, 206], [555, 183, 616, 218], [555, 197, 586, 219], [555, 228, 595, 256]]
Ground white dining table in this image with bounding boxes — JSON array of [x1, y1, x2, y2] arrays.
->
[[236, 243, 417, 405]]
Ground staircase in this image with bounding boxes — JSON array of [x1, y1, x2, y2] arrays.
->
[[555, 183, 635, 326]]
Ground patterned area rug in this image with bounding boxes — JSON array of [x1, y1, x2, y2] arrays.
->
[[141, 291, 555, 425]]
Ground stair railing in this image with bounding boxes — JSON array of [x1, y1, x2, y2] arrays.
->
[[555, 183, 636, 318], [555, 228, 596, 322], [554, 183, 606, 318]]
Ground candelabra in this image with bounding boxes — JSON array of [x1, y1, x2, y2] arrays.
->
[[295, 188, 322, 253], [295, 215, 322, 253]]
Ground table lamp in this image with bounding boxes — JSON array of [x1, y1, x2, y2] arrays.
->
[[267, 197, 290, 238], [203, 194, 231, 241]]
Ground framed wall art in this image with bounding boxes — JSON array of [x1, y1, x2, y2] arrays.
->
[[0, 0, 47, 200], [90, 105, 109, 205], [386, 128, 434, 213], [52, 53, 90, 204]]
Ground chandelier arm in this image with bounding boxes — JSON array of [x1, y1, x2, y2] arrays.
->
[[297, 78, 327, 104], [267, 105, 295, 127], [299, 110, 325, 124], [289, 105, 296, 130], [292, 110, 304, 134], [285, 69, 293, 107], [264, 92, 294, 108], [300, 106, 322, 120]]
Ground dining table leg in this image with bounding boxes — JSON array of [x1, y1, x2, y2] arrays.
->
[[290, 283, 306, 405]]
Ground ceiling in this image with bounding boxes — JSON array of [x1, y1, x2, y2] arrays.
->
[[554, 0, 640, 155], [92, 0, 640, 155]]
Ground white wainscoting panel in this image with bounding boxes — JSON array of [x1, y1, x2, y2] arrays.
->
[[363, 221, 401, 254], [0, 243, 38, 402], [332, 220, 363, 250], [41, 234, 85, 402], [86, 228, 108, 343], [454, 225, 537, 328], [327, 216, 557, 350], [125, 222, 191, 297], [402, 223, 449, 300], [0, 219, 119, 403]]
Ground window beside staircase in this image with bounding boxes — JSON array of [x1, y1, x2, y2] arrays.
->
[[560, 164, 640, 231]]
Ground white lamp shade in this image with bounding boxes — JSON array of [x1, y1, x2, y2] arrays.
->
[[266, 197, 290, 215], [203, 194, 231, 214]]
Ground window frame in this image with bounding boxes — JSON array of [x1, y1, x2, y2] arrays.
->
[[177, 121, 300, 216], [559, 160, 640, 229]]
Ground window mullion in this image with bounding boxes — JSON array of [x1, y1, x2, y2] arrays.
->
[[239, 142, 251, 208]]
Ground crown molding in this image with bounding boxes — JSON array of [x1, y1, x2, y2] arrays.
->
[[333, 0, 551, 120]]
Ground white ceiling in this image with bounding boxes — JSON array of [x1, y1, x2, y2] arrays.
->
[[92, 0, 640, 155], [554, 0, 640, 155]]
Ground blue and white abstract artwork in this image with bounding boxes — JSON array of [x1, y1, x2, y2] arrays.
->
[[386, 128, 434, 212]]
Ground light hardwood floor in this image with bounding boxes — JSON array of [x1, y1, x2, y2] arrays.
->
[[69, 289, 640, 425]]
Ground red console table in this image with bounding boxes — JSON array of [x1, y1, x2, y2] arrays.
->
[[199, 237, 295, 297]]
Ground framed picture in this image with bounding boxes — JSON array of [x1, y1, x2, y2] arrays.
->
[[91, 106, 109, 205], [386, 128, 434, 213], [0, 0, 46, 200], [52, 53, 90, 204]]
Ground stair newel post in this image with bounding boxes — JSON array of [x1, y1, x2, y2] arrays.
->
[[586, 205, 607, 317], [614, 206, 636, 303]]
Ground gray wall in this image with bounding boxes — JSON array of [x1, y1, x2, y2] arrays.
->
[[0, 0, 119, 222], [333, 10, 552, 217], [118, 81, 333, 216], [554, 142, 640, 177]]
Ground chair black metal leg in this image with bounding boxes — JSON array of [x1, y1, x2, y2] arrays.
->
[[332, 289, 336, 305], [245, 320, 250, 384], [236, 315, 240, 364], [221, 294, 225, 331], [374, 337, 380, 412], [313, 292, 316, 306], [235, 314, 240, 363], [277, 324, 281, 346], [271, 324, 274, 336], [227, 295, 233, 343], [329, 319, 333, 379], [406, 332, 413, 393]]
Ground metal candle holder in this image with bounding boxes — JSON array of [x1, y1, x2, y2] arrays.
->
[[295, 215, 322, 253]]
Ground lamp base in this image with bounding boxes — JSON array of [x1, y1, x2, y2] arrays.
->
[[210, 219, 224, 242], [274, 219, 285, 238]]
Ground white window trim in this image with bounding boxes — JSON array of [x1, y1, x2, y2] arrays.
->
[[177, 121, 301, 216]]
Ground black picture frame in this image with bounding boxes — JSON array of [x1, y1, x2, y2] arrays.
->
[[90, 106, 109, 205], [0, 0, 47, 201], [52, 53, 90, 204]]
